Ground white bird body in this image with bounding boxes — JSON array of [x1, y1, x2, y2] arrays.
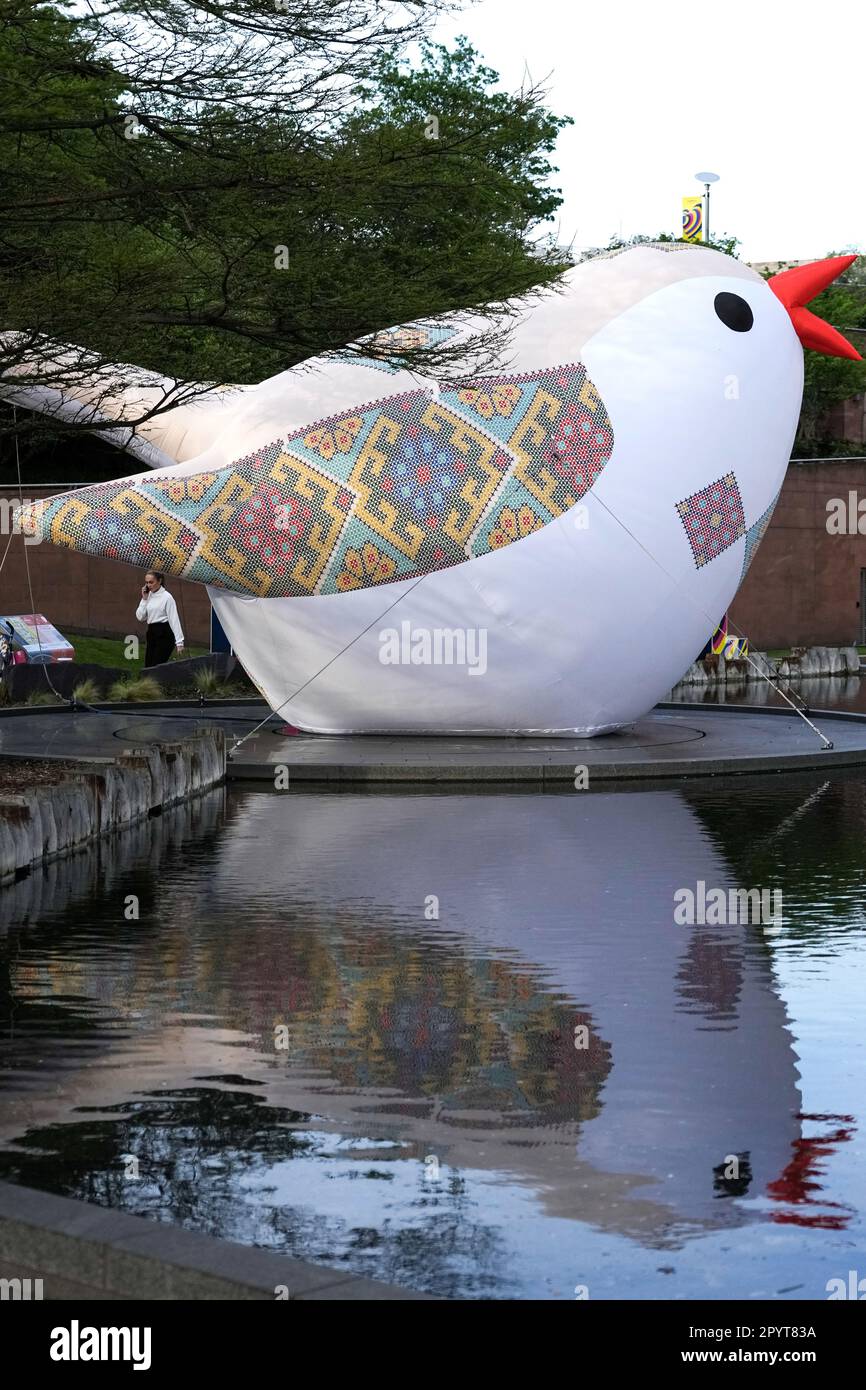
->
[[15, 244, 849, 734]]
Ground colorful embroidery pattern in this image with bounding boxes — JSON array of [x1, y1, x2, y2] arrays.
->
[[302, 416, 363, 459], [457, 383, 522, 420], [147, 473, 221, 506], [334, 321, 461, 375], [676, 472, 745, 569], [30, 363, 613, 598], [487, 502, 545, 549], [741, 492, 780, 579], [336, 541, 397, 591]]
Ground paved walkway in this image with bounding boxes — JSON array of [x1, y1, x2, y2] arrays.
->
[[2, 700, 866, 782]]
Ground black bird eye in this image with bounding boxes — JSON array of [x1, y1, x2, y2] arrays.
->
[[714, 292, 753, 332]]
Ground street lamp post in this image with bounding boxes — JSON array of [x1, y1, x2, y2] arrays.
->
[[695, 171, 720, 245]]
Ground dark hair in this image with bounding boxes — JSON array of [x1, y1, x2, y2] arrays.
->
[[145, 569, 165, 584]]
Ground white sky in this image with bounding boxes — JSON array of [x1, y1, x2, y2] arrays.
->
[[433, 0, 865, 262]]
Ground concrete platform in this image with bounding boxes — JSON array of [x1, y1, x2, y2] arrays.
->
[[3, 699, 866, 783]]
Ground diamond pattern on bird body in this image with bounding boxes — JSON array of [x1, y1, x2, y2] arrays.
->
[[676, 472, 746, 569]]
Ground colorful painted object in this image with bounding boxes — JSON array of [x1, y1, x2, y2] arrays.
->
[[703, 614, 749, 662], [709, 614, 729, 656], [27, 365, 612, 599], [12, 246, 860, 735]]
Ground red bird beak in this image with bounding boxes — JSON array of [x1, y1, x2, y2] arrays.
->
[[769, 255, 862, 360]]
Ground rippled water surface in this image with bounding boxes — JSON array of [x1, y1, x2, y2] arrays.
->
[[669, 669, 866, 714], [1, 772, 865, 1299]]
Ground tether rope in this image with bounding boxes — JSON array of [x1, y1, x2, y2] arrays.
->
[[13, 406, 68, 705], [226, 572, 430, 756], [0, 528, 13, 577], [3, 398, 838, 752], [6, 414, 184, 720], [588, 490, 834, 749]]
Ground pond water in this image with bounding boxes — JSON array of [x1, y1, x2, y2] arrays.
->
[[1, 763, 865, 1300], [669, 669, 866, 716]]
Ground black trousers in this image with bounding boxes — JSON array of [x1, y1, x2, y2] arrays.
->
[[144, 622, 175, 668]]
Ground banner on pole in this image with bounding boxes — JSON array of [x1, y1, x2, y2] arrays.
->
[[681, 196, 703, 242]]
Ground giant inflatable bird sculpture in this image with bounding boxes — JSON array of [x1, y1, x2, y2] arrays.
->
[[8, 245, 861, 734]]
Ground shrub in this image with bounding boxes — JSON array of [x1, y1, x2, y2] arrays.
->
[[108, 676, 163, 702], [192, 669, 251, 699], [25, 689, 63, 706], [193, 666, 222, 697], [72, 678, 102, 704]]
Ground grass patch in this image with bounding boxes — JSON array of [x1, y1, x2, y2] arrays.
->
[[25, 689, 63, 706], [67, 633, 207, 671], [71, 678, 102, 704], [107, 676, 164, 702], [193, 665, 223, 697], [191, 666, 248, 699]]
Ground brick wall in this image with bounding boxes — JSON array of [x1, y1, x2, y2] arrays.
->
[[0, 485, 211, 645], [730, 459, 866, 649]]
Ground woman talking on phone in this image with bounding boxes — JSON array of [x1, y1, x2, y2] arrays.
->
[[136, 570, 185, 667]]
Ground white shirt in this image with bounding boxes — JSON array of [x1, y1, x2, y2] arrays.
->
[[136, 587, 184, 646]]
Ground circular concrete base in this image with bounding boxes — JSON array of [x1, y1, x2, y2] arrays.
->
[[3, 699, 866, 783]]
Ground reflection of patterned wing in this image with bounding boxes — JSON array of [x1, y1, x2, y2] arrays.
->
[[23, 363, 614, 598]]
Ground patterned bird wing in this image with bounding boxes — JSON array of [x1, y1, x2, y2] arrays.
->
[[21, 363, 614, 598]]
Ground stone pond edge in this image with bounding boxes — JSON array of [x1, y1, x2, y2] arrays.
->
[[0, 1180, 436, 1301], [0, 728, 226, 884]]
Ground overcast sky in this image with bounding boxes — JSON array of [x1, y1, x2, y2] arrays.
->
[[433, 0, 865, 263]]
